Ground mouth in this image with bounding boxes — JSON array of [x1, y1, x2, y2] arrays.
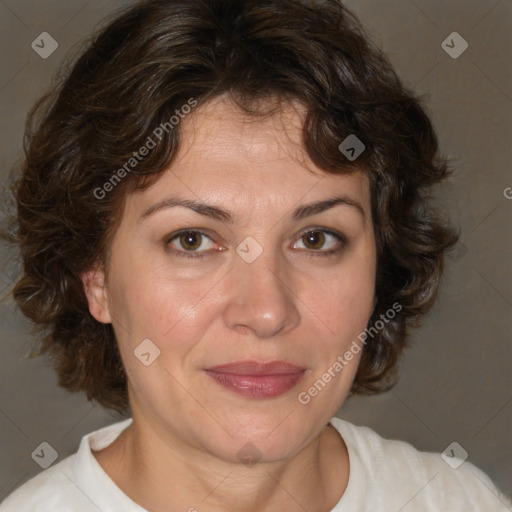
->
[[204, 360, 307, 399]]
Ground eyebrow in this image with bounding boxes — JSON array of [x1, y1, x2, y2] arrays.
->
[[140, 195, 366, 224]]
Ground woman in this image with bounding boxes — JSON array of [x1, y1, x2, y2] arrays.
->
[[1, 0, 510, 510]]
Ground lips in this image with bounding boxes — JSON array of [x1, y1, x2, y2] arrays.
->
[[204, 360, 306, 399], [206, 360, 306, 375]]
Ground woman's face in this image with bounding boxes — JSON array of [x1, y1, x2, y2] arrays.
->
[[85, 96, 376, 463]]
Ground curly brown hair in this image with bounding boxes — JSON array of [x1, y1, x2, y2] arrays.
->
[[2, 0, 457, 412]]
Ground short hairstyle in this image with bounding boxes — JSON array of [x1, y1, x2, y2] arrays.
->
[[3, 0, 457, 412]]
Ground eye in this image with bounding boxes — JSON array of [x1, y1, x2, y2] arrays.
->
[[166, 230, 218, 259], [292, 228, 346, 255]]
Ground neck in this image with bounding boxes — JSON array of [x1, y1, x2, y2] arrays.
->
[[94, 416, 349, 512]]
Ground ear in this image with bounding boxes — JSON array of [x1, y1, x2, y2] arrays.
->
[[80, 267, 112, 324]]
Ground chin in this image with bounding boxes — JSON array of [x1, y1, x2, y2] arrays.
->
[[201, 411, 316, 461]]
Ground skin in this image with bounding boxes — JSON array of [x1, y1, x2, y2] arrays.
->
[[82, 95, 377, 512]]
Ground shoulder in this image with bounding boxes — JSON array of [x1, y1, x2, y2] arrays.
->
[[0, 418, 134, 512], [0, 456, 79, 511], [329, 417, 512, 511]]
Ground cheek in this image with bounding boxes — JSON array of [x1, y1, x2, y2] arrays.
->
[[107, 227, 376, 366], [106, 249, 221, 352], [106, 271, 218, 403], [306, 258, 375, 341]]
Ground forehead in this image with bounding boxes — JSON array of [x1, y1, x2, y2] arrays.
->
[[127, 95, 370, 218], [179, 95, 309, 166]]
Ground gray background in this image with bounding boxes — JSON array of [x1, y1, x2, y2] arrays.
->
[[0, 0, 511, 504]]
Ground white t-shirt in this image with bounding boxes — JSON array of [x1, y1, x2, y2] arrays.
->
[[1, 417, 510, 511]]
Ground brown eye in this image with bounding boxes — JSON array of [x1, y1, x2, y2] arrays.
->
[[302, 231, 326, 250], [179, 232, 202, 250], [166, 230, 217, 259], [292, 228, 345, 256]]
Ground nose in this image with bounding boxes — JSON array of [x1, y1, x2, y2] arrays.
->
[[222, 250, 301, 339]]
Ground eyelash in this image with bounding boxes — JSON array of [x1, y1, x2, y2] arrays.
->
[[165, 230, 216, 260], [165, 228, 347, 260]]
